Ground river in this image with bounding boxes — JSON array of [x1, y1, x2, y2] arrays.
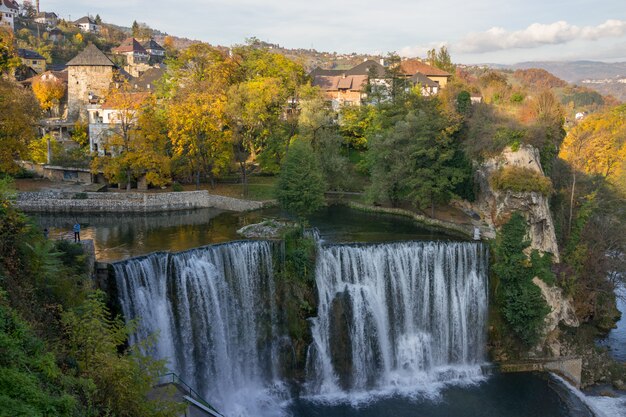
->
[[31, 206, 624, 417]]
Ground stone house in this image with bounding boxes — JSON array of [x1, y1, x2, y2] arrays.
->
[[34, 11, 58, 26], [73, 16, 99, 34], [17, 48, 47, 73], [66, 43, 116, 120], [398, 59, 452, 88], [0, 0, 18, 30]]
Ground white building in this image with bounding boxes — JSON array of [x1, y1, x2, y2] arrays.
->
[[0, 0, 19, 30], [34, 11, 58, 27], [73, 16, 99, 34]]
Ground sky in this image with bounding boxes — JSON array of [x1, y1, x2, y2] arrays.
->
[[45, 0, 626, 64]]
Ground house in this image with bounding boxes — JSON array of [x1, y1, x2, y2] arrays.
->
[[310, 60, 389, 107], [399, 59, 451, 88], [17, 48, 47, 73], [409, 72, 440, 96], [142, 38, 166, 63], [73, 16, 99, 34], [48, 27, 64, 42], [34, 11, 58, 26], [312, 74, 368, 109], [112, 37, 150, 65], [87, 92, 150, 156], [132, 65, 166, 91], [66, 43, 117, 120], [0, 0, 19, 30]]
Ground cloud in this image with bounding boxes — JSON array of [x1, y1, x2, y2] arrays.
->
[[455, 19, 626, 53]]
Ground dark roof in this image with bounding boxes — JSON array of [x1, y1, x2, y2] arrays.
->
[[133, 65, 167, 91], [48, 63, 67, 71], [1, 0, 19, 10], [17, 48, 45, 60], [312, 75, 368, 91], [36, 12, 58, 19], [309, 67, 343, 77], [410, 72, 439, 87], [345, 60, 387, 77], [74, 16, 97, 25], [112, 38, 148, 54], [66, 44, 115, 67], [142, 39, 165, 52], [48, 27, 63, 35]]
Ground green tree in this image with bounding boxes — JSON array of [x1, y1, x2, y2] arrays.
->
[[276, 139, 326, 219], [493, 213, 551, 346], [0, 79, 41, 174], [367, 94, 466, 214]]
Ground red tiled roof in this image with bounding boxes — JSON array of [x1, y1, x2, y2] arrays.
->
[[312, 75, 368, 92], [399, 59, 451, 77], [112, 38, 148, 55]]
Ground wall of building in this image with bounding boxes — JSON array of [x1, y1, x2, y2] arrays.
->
[[16, 190, 270, 213], [68, 65, 113, 120]]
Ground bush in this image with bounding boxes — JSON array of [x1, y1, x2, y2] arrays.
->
[[491, 166, 553, 195], [71, 192, 88, 200], [171, 182, 184, 192]]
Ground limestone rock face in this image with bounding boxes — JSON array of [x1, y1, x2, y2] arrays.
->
[[475, 145, 560, 262]]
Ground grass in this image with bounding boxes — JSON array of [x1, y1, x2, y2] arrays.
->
[[184, 176, 278, 201]]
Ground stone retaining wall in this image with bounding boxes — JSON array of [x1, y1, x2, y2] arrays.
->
[[16, 190, 272, 213]]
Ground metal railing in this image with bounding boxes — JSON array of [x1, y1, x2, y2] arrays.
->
[[158, 372, 224, 416]]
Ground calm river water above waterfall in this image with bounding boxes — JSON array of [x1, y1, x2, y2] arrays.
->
[[32, 205, 622, 416]]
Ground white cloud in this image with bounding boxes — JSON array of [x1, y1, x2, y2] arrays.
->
[[455, 19, 626, 53]]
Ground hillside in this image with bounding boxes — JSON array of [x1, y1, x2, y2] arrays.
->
[[502, 61, 626, 102]]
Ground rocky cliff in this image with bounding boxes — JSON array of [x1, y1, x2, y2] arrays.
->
[[475, 145, 560, 262]]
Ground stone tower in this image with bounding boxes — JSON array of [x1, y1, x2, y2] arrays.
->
[[66, 43, 116, 121]]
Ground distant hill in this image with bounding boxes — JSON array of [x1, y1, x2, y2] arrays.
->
[[494, 61, 626, 102]]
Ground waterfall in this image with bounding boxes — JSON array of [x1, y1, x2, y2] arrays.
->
[[113, 241, 286, 416], [114, 238, 489, 415], [306, 241, 489, 397]]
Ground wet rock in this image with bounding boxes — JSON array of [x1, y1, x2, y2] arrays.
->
[[237, 220, 294, 239]]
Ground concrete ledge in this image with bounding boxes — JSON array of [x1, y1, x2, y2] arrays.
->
[[16, 190, 273, 213], [499, 357, 582, 387]]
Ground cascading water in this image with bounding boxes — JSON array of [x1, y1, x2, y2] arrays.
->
[[306, 241, 489, 398], [113, 241, 287, 417], [113, 238, 489, 415]]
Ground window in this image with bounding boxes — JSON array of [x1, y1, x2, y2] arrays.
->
[[32, 60, 37, 64]]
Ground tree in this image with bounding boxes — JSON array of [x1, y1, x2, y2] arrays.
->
[[0, 80, 41, 174], [32, 76, 66, 115], [91, 84, 148, 189], [165, 44, 235, 187], [493, 213, 551, 346], [94, 14, 102, 24], [427, 46, 455, 73], [367, 94, 466, 214], [62, 292, 185, 417], [276, 139, 326, 219], [131, 20, 140, 38], [0, 28, 20, 74]]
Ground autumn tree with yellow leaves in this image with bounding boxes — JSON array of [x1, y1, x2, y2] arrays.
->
[[92, 85, 171, 188], [32, 76, 66, 115]]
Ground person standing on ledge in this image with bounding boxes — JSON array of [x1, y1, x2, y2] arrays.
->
[[73, 222, 81, 242]]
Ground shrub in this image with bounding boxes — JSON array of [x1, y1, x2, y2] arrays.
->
[[491, 166, 553, 195], [171, 182, 184, 192], [72, 192, 88, 200]]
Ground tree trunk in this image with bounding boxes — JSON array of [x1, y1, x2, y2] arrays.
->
[[195, 169, 200, 190], [240, 161, 248, 197], [431, 193, 435, 219], [126, 169, 131, 191]]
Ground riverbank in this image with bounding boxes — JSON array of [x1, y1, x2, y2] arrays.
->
[[16, 190, 274, 213]]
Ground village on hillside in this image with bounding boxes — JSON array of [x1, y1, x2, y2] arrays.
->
[[1, 0, 464, 190]]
